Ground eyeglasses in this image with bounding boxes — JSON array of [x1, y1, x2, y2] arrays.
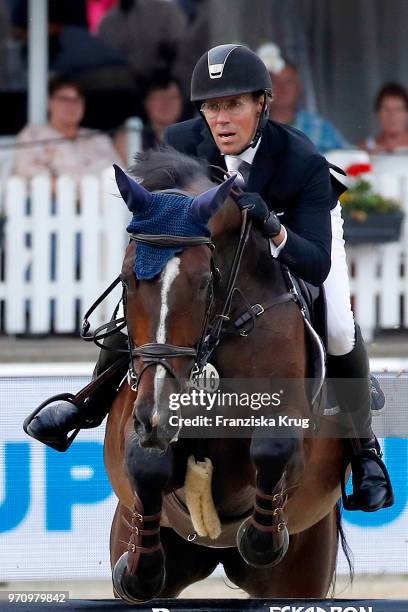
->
[[200, 98, 249, 120]]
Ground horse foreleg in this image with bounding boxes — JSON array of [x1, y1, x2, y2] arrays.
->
[[112, 438, 173, 603], [223, 509, 338, 597], [237, 427, 302, 568]]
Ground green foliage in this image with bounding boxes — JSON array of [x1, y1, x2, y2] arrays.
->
[[340, 179, 402, 218]]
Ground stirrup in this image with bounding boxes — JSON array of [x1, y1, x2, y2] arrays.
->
[[23, 355, 128, 452], [340, 448, 394, 511], [23, 393, 81, 452]]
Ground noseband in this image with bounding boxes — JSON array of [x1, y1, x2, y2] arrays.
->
[[126, 232, 216, 393]]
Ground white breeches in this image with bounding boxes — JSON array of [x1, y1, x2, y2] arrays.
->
[[323, 203, 355, 356]]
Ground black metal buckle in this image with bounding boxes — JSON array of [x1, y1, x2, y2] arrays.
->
[[252, 303, 265, 317]]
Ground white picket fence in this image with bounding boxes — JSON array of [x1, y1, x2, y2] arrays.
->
[[347, 180, 408, 339], [0, 155, 408, 337], [0, 168, 130, 334], [331, 153, 408, 339]]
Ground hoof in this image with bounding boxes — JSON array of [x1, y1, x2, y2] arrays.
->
[[112, 553, 131, 602], [236, 517, 289, 568], [112, 552, 165, 604]]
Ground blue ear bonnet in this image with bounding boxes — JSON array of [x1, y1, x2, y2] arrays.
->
[[114, 163, 236, 281], [126, 192, 210, 280]]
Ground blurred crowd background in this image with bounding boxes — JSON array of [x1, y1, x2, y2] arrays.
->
[[0, 0, 408, 181]]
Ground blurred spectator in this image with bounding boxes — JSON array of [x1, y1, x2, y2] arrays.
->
[[358, 83, 408, 154], [176, 0, 203, 22], [115, 74, 184, 163], [257, 43, 348, 154], [12, 0, 88, 33], [97, 0, 186, 82], [173, 0, 209, 98], [13, 76, 121, 182], [86, 0, 118, 33], [11, 0, 130, 88]]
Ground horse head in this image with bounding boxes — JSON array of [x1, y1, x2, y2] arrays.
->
[[114, 152, 237, 451]]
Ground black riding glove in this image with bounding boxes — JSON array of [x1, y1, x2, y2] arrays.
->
[[236, 192, 281, 238]]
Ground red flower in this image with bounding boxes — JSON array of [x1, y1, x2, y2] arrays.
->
[[346, 163, 372, 176]]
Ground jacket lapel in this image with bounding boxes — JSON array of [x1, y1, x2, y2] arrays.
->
[[247, 122, 285, 194]]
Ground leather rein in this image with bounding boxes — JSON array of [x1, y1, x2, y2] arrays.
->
[[81, 201, 297, 394]]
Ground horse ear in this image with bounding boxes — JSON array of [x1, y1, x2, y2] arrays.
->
[[191, 174, 237, 223], [113, 164, 151, 212]]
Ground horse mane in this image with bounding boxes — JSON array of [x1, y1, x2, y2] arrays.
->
[[128, 146, 210, 191]]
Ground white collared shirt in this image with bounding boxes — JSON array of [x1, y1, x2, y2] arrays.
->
[[223, 139, 287, 258], [224, 138, 261, 173]]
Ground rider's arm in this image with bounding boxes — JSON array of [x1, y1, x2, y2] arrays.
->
[[273, 155, 333, 286]]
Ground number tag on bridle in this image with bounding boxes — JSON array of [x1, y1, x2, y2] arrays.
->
[[189, 363, 220, 392]]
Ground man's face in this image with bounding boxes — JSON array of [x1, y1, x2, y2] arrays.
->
[[377, 96, 408, 135], [145, 83, 183, 127], [48, 86, 85, 128], [201, 94, 264, 154], [271, 65, 300, 109]]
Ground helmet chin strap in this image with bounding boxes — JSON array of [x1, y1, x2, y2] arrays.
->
[[200, 93, 269, 157], [245, 94, 269, 151]]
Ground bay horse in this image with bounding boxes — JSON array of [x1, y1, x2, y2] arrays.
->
[[104, 148, 348, 603]]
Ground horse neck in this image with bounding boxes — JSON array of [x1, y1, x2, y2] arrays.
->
[[211, 201, 287, 300], [243, 231, 287, 294]]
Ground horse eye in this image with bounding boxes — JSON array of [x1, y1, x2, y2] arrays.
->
[[199, 276, 211, 291]]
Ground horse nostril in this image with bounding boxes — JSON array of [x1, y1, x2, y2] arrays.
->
[[134, 415, 152, 436], [143, 420, 153, 435]]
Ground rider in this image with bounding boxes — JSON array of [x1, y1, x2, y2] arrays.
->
[[25, 44, 393, 513]]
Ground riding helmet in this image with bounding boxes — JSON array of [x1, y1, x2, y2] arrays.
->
[[191, 44, 272, 103]]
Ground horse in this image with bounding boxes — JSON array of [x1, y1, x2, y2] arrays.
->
[[103, 148, 348, 603]]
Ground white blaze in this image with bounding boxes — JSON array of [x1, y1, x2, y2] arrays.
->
[[153, 258, 181, 412]]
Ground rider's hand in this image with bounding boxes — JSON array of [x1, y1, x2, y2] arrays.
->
[[236, 192, 281, 238]]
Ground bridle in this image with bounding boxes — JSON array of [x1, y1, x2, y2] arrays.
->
[[81, 184, 295, 402], [123, 195, 253, 393], [125, 232, 217, 393], [81, 187, 252, 396]]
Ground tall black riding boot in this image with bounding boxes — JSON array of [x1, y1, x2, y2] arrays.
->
[[327, 324, 394, 512], [23, 332, 129, 452]]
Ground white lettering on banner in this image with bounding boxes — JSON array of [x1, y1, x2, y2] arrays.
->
[[1, 377, 407, 582], [151, 608, 171, 612]]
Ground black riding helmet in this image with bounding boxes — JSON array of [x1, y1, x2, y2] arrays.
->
[[191, 44, 273, 151]]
